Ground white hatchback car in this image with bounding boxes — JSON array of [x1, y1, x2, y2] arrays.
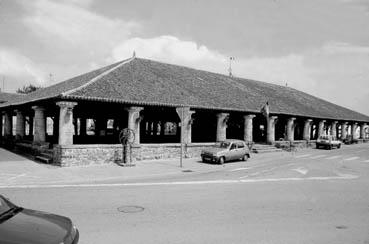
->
[[316, 135, 341, 150], [200, 139, 251, 164]]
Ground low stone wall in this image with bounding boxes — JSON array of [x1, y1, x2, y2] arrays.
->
[[53, 143, 217, 167], [274, 140, 317, 150]]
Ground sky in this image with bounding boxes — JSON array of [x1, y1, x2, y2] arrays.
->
[[0, 0, 368, 115]]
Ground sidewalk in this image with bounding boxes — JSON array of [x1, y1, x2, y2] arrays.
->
[[0, 148, 238, 187], [0, 147, 305, 187]]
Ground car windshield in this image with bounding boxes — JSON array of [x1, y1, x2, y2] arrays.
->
[[0, 196, 14, 216], [219, 142, 231, 148]]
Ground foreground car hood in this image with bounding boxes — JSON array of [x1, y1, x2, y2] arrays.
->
[[0, 209, 72, 244], [202, 148, 228, 155]]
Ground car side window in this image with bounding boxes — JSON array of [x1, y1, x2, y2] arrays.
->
[[237, 142, 244, 148], [230, 143, 237, 150]]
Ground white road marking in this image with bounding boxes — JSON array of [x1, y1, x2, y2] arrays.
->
[[344, 157, 359, 161], [361, 159, 369, 163], [326, 155, 341, 160], [229, 167, 250, 172], [310, 155, 327, 159], [0, 174, 358, 189], [292, 167, 308, 175], [6, 174, 26, 181], [294, 154, 311, 158]]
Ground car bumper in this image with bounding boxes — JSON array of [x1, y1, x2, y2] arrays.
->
[[201, 154, 220, 163]]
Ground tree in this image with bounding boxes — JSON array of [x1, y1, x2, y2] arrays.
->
[[16, 84, 41, 94]]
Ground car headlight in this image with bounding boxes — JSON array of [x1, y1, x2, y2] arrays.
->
[[60, 225, 77, 244], [71, 225, 77, 238]]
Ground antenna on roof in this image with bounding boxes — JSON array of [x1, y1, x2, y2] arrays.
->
[[132, 51, 136, 58], [228, 57, 235, 77]]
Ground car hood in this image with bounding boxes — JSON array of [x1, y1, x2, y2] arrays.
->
[[0, 208, 72, 244], [202, 147, 228, 155]]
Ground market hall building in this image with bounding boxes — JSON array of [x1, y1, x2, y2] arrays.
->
[[1, 56, 369, 166]]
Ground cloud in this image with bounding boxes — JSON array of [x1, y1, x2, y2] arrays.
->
[[0, 48, 46, 83], [111, 35, 315, 90], [322, 42, 369, 54], [22, 0, 139, 48], [111, 35, 227, 70]]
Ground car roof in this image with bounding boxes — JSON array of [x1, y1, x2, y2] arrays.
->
[[224, 139, 245, 143]]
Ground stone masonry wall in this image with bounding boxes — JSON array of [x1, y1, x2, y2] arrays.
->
[[54, 143, 216, 167]]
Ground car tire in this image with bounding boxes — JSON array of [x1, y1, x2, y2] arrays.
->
[[242, 154, 248, 161], [201, 157, 206, 163], [337, 144, 341, 149], [219, 157, 225, 165], [328, 145, 332, 150]]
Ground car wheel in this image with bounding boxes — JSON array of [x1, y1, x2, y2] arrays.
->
[[201, 157, 206, 163], [242, 154, 248, 161], [219, 157, 225, 165], [328, 145, 332, 150], [337, 144, 341, 149]]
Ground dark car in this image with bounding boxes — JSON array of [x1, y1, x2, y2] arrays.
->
[[0, 195, 79, 244]]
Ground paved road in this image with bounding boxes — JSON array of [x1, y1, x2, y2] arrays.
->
[[1, 144, 369, 244]]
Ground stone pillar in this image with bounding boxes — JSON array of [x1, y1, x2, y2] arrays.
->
[[287, 117, 296, 141], [303, 119, 312, 140], [3, 111, 13, 138], [360, 123, 367, 139], [244, 114, 256, 142], [351, 122, 357, 139], [56, 102, 77, 145], [32, 106, 46, 143], [330, 121, 338, 137], [126, 107, 144, 144], [341, 122, 348, 140], [266, 116, 278, 144], [176, 107, 195, 144], [216, 113, 229, 142], [318, 120, 326, 137], [15, 110, 25, 140]]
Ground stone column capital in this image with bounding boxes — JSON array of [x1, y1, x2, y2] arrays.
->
[[125, 106, 144, 113], [331, 121, 338, 124], [288, 117, 296, 122], [352, 122, 358, 125], [244, 114, 256, 120], [32, 105, 46, 112], [217, 112, 229, 119], [305, 119, 313, 123], [269, 116, 278, 121], [14, 109, 23, 114], [56, 101, 78, 109]]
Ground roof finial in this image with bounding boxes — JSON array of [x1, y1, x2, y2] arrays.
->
[[228, 57, 235, 77], [132, 50, 136, 58]]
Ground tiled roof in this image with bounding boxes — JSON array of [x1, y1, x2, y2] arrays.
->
[[0, 92, 23, 104], [1, 57, 368, 122]]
